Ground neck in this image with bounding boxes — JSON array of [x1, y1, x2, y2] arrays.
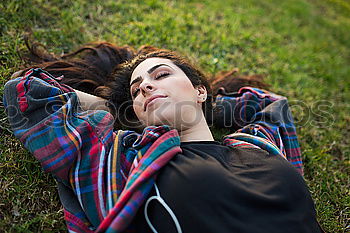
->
[[179, 113, 214, 142]]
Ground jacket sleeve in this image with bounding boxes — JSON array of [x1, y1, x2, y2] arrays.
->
[[214, 87, 303, 174], [3, 68, 115, 184]]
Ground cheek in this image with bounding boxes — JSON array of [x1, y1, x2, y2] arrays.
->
[[166, 78, 196, 100], [132, 98, 144, 119]]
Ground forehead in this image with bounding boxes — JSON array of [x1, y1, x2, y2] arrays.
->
[[130, 57, 177, 83]]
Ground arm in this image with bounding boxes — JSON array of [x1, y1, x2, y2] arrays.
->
[[3, 68, 115, 183], [10, 69, 110, 112], [214, 87, 303, 175], [4, 68, 117, 229], [74, 89, 110, 112]]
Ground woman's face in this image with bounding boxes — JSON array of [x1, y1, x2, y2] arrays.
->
[[130, 57, 207, 130]]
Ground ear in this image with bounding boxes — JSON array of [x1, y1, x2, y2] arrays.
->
[[195, 85, 207, 103]]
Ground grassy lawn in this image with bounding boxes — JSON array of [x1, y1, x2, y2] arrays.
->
[[0, 0, 349, 232]]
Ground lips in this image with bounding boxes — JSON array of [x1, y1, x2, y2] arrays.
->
[[144, 94, 168, 111]]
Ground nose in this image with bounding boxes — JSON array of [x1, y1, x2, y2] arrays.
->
[[139, 80, 156, 96]]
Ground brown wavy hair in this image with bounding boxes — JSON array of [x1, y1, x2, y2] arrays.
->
[[21, 39, 135, 95]]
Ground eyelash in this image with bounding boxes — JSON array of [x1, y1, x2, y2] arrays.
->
[[132, 88, 140, 98], [132, 71, 170, 98], [155, 71, 170, 79]]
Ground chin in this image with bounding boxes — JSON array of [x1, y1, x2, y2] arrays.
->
[[141, 103, 174, 126], [139, 102, 198, 129]]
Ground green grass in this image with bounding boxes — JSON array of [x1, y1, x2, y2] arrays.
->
[[1, 0, 349, 232]]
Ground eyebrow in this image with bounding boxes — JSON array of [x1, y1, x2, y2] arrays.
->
[[147, 63, 172, 74], [130, 76, 142, 87]]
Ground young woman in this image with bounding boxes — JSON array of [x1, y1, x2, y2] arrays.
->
[[4, 42, 322, 232]]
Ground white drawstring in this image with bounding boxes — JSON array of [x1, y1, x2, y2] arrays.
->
[[144, 183, 183, 233]]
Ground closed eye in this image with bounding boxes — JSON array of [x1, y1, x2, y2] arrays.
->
[[131, 69, 171, 98], [155, 71, 170, 79], [132, 87, 140, 98]]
